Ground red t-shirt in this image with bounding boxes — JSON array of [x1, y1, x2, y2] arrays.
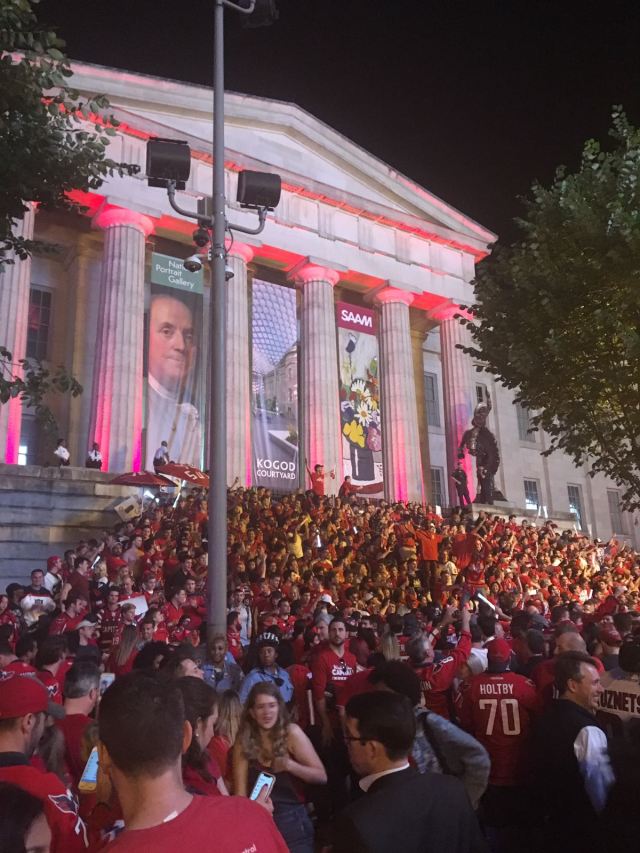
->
[[310, 471, 325, 496], [104, 793, 288, 852], [311, 646, 357, 713], [459, 671, 539, 785], [2, 660, 38, 676], [56, 713, 93, 787]]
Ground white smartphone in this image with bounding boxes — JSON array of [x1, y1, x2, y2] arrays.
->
[[249, 771, 275, 801], [78, 746, 99, 793]]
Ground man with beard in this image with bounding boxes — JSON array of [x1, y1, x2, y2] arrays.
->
[[0, 674, 86, 852]]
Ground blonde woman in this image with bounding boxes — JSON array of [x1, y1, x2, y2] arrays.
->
[[209, 689, 242, 787], [233, 682, 326, 853]]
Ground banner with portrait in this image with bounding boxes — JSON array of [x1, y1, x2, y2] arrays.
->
[[251, 279, 299, 491], [336, 302, 384, 497], [144, 253, 204, 470]]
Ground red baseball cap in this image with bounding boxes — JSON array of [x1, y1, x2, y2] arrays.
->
[[486, 638, 512, 663], [0, 673, 65, 720], [47, 556, 61, 569]]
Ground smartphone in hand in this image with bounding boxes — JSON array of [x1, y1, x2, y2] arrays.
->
[[249, 771, 275, 801]]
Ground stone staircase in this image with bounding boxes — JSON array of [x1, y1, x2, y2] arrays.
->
[[0, 464, 139, 587]]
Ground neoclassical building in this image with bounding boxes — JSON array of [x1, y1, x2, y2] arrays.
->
[[0, 61, 636, 546]]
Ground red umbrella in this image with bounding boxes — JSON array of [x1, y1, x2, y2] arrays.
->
[[156, 463, 209, 487], [109, 471, 175, 487]]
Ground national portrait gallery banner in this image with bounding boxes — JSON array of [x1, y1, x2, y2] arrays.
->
[[144, 252, 204, 469], [251, 279, 299, 491], [336, 302, 384, 498]]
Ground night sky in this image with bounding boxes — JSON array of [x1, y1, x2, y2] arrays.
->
[[40, 0, 640, 242]]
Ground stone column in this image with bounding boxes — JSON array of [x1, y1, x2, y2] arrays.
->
[[225, 240, 254, 486], [89, 207, 153, 472], [292, 262, 342, 494], [427, 300, 475, 499], [0, 205, 36, 463], [65, 242, 102, 462], [376, 287, 424, 503]]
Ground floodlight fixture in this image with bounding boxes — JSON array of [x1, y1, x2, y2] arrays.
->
[[241, 0, 279, 27], [146, 138, 191, 190], [236, 170, 282, 210]]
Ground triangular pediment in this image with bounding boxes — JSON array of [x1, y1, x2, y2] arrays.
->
[[69, 61, 495, 247]]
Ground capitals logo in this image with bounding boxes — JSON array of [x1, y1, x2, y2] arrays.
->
[[48, 792, 79, 816]]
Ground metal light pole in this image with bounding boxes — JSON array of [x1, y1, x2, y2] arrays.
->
[[208, 0, 229, 637], [146, 0, 280, 639]]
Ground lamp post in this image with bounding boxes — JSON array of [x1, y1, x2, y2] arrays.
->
[[146, 0, 281, 637]]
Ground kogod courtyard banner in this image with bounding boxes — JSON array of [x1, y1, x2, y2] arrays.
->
[[251, 280, 299, 491], [336, 302, 383, 497]]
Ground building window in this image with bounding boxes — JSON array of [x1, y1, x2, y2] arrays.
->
[[424, 372, 440, 427], [516, 403, 534, 442], [475, 382, 489, 406], [523, 478, 540, 511], [567, 484, 585, 530], [26, 288, 52, 361], [430, 467, 445, 509], [607, 490, 627, 535]]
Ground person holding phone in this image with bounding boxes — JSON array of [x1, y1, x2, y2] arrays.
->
[[233, 682, 326, 853]]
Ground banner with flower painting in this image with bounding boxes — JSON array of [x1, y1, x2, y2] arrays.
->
[[336, 302, 384, 498]]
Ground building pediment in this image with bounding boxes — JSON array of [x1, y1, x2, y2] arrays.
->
[[69, 61, 495, 248]]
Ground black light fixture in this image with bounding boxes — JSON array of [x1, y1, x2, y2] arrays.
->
[[146, 138, 191, 190], [241, 0, 279, 27], [236, 170, 282, 210]]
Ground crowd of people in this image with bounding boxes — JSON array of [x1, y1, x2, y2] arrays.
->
[[1, 474, 640, 852]]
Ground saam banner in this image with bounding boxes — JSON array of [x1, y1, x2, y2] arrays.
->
[[336, 302, 383, 497]]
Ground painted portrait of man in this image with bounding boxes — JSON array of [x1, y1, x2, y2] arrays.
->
[[145, 291, 202, 469]]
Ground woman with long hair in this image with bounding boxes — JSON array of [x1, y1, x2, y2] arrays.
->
[[233, 682, 326, 853], [106, 625, 138, 677], [175, 676, 228, 796], [208, 689, 242, 787]]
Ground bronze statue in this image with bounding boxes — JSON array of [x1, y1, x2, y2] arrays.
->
[[458, 395, 500, 504]]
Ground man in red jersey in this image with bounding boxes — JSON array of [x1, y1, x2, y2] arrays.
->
[[407, 605, 472, 719], [97, 672, 286, 852], [0, 673, 87, 852], [460, 638, 540, 852], [311, 616, 357, 824], [162, 587, 186, 632], [305, 460, 335, 497], [97, 588, 122, 655], [312, 617, 357, 745], [56, 661, 100, 788], [0, 642, 38, 675], [49, 594, 87, 636]]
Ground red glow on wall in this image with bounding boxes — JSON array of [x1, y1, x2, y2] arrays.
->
[[5, 401, 21, 464]]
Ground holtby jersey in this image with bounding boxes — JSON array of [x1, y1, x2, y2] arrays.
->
[[459, 670, 539, 786]]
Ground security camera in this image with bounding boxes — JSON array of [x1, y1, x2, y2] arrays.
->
[[183, 254, 203, 273], [192, 226, 210, 248], [225, 264, 234, 281]]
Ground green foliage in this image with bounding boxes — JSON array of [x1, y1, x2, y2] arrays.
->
[[461, 109, 640, 511], [0, 0, 138, 265], [0, 346, 82, 436], [0, 0, 138, 436]]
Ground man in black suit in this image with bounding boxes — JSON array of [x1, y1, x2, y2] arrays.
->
[[331, 692, 488, 853]]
